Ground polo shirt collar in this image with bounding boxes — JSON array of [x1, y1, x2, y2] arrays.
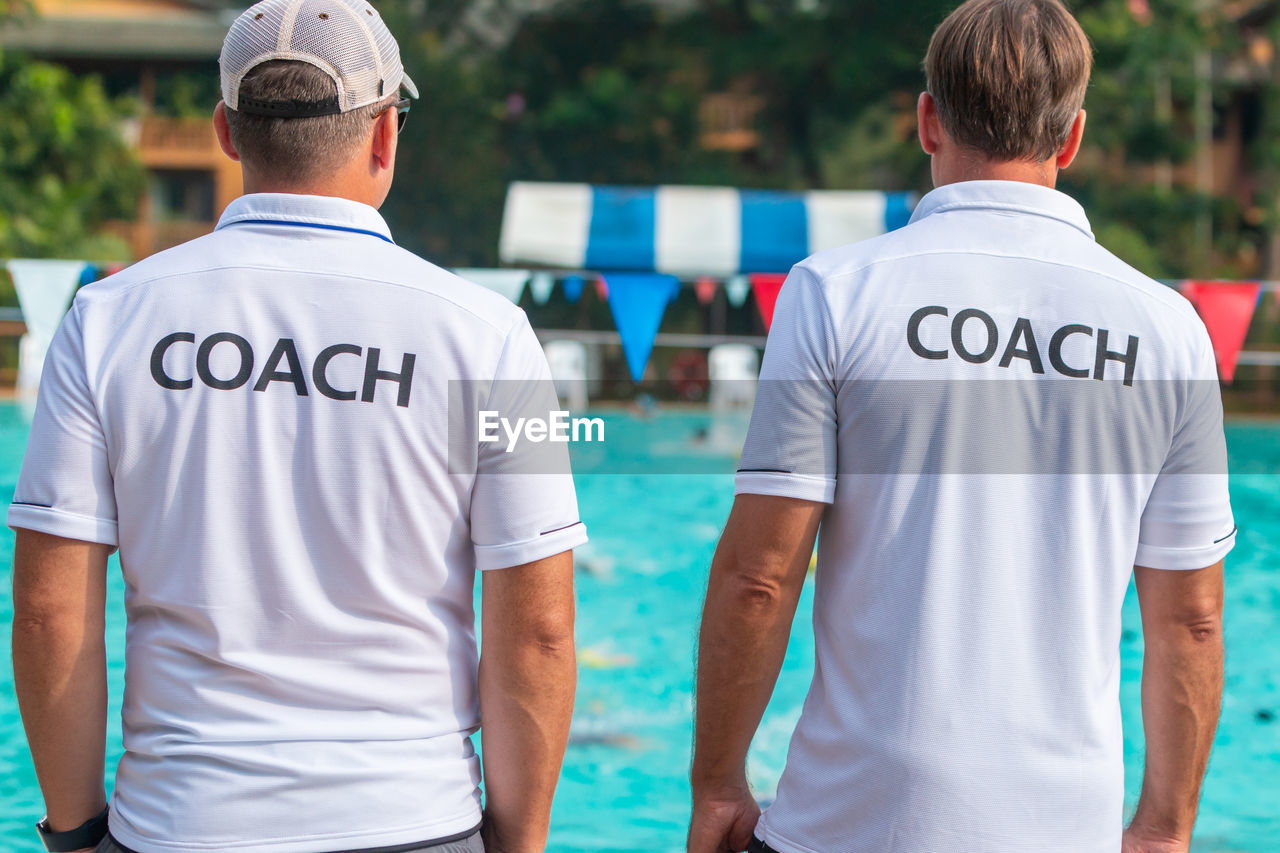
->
[[216, 193, 395, 244], [909, 180, 1094, 240]]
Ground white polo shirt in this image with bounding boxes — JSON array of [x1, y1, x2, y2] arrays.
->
[[9, 194, 587, 853], [738, 181, 1235, 853]]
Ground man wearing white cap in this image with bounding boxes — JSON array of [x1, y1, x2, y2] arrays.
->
[[10, 2, 585, 852]]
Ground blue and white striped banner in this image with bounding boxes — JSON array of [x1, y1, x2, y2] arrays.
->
[[499, 182, 915, 276]]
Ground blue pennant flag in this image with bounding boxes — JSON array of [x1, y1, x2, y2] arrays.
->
[[605, 273, 679, 382], [563, 275, 585, 303]]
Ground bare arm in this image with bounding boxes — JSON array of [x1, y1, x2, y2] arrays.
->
[[11, 529, 112, 842], [479, 550, 577, 853], [689, 494, 823, 853], [1124, 561, 1225, 853]]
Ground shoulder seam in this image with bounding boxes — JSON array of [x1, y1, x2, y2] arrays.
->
[[80, 257, 515, 335], [807, 247, 1190, 316]]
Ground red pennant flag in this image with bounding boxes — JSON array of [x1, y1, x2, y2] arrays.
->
[[594, 275, 608, 301], [1181, 281, 1261, 383], [749, 273, 787, 331], [695, 277, 718, 305]]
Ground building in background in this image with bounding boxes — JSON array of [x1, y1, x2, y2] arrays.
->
[[0, 0, 239, 259]]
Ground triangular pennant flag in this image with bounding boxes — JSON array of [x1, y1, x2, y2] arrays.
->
[[455, 268, 530, 303], [595, 276, 609, 301], [563, 275, 585, 303], [6, 260, 89, 344], [749, 273, 787, 331], [604, 273, 679, 383], [529, 272, 555, 305], [726, 275, 751, 308], [1182, 281, 1261, 383], [695, 277, 718, 305]]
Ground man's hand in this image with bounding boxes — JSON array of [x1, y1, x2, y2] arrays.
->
[[1127, 561, 1225, 850], [688, 783, 760, 853], [690, 494, 823, 853], [479, 550, 576, 853], [11, 529, 111, 835]]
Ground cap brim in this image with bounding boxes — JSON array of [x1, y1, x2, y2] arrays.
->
[[401, 72, 419, 100]]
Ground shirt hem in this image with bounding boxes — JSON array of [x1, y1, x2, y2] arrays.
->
[[1135, 533, 1235, 571], [734, 472, 836, 504], [756, 822, 822, 853], [474, 521, 588, 571], [107, 805, 483, 853], [7, 503, 119, 546]]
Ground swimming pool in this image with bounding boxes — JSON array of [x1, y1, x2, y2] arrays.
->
[[0, 405, 1276, 852]]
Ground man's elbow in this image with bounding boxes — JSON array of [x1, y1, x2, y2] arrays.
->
[[720, 567, 789, 619], [11, 609, 88, 656], [510, 617, 576, 658], [1179, 613, 1223, 645], [1152, 602, 1223, 647]]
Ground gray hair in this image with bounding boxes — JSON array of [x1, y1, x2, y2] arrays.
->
[[224, 60, 389, 184]]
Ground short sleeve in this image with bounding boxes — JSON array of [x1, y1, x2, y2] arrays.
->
[[469, 315, 587, 570], [1135, 327, 1235, 570], [735, 266, 838, 504], [8, 303, 119, 546]]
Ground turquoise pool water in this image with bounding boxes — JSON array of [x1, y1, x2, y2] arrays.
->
[[0, 405, 1276, 852]]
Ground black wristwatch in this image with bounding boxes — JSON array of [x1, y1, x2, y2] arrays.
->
[[36, 806, 110, 852]]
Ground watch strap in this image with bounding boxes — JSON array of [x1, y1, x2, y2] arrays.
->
[[37, 805, 110, 852]]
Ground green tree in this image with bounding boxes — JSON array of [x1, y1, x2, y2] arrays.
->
[[0, 48, 145, 260]]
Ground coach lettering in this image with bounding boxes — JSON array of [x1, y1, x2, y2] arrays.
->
[[313, 343, 362, 401], [253, 338, 308, 396], [1093, 329, 1140, 387], [150, 332, 196, 389], [908, 308, 1139, 385], [196, 333, 254, 391], [997, 317, 1045, 374], [907, 306, 949, 360], [362, 348, 416, 408], [1049, 324, 1093, 378], [151, 333, 417, 405]]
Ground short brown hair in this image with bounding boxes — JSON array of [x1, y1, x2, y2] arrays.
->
[[925, 0, 1092, 162], [224, 60, 387, 184]]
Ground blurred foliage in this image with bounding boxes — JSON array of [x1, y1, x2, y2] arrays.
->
[[375, 0, 1263, 278], [153, 71, 223, 119], [0, 0, 1272, 281], [0, 49, 144, 260]]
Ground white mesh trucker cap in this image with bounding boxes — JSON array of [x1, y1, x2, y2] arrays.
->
[[220, 0, 418, 117]]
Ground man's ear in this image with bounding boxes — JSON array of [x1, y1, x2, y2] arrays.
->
[[371, 103, 397, 174], [213, 101, 241, 163], [1056, 109, 1087, 171], [918, 91, 942, 156]]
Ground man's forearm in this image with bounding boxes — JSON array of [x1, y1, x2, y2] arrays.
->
[[12, 531, 110, 833], [1131, 619, 1223, 843], [479, 636, 576, 853], [13, 608, 108, 831], [691, 551, 804, 795]]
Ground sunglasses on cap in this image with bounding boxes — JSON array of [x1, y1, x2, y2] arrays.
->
[[375, 97, 412, 132]]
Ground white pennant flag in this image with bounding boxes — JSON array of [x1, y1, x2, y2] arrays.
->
[[7, 259, 90, 398], [7, 259, 88, 344], [455, 268, 531, 304], [529, 272, 555, 305], [725, 274, 751, 308]]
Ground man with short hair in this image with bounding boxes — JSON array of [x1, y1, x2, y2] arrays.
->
[[690, 2, 1233, 852], [10, 2, 585, 852]]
